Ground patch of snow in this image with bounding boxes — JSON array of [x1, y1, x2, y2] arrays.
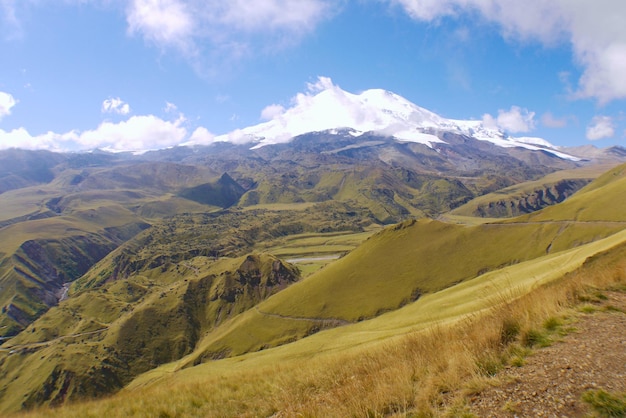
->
[[213, 79, 576, 160]]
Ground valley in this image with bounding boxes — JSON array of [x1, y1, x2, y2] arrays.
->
[[0, 128, 625, 416]]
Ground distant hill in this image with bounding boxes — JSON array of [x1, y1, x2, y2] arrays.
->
[[178, 173, 246, 208]]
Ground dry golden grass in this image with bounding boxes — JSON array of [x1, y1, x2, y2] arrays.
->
[[17, 241, 626, 418]]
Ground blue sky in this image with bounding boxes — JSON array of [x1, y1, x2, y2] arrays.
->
[[0, 0, 625, 152]]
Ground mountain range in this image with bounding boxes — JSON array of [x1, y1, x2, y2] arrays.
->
[[201, 83, 578, 161], [1, 87, 626, 414]]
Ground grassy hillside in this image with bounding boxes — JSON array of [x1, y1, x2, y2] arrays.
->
[[16, 209, 626, 417], [0, 155, 623, 414], [0, 203, 150, 337], [153, 162, 626, 363], [239, 165, 476, 222], [0, 253, 299, 413], [448, 164, 613, 218], [0, 146, 582, 340], [0, 160, 237, 337], [520, 162, 626, 223]]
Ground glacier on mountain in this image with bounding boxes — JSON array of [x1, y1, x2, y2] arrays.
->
[[202, 77, 578, 161]]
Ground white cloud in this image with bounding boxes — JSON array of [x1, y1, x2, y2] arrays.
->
[[586, 116, 614, 141], [0, 114, 189, 153], [0, 128, 78, 152], [126, 0, 195, 52], [481, 113, 497, 130], [102, 97, 131, 115], [260, 103, 285, 121], [185, 126, 215, 146], [0, 91, 17, 120], [0, 0, 21, 39], [124, 0, 336, 61], [79, 115, 187, 152], [389, 0, 626, 103], [483, 106, 535, 134], [216, 0, 333, 33], [306, 76, 336, 94]]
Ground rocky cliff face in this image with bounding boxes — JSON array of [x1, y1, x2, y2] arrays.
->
[[472, 179, 592, 218]]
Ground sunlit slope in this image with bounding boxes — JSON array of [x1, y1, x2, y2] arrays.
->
[[0, 253, 299, 413], [518, 162, 626, 222], [447, 165, 610, 218], [188, 163, 626, 359], [0, 163, 230, 337], [129, 225, 626, 395], [240, 166, 475, 222], [0, 204, 150, 336]]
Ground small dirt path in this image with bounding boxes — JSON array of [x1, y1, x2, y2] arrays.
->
[[470, 291, 626, 417], [254, 307, 352, 326], [0, 327, 108, 353]]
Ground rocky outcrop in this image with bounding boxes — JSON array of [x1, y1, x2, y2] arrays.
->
[[473, 179, 591, 218]]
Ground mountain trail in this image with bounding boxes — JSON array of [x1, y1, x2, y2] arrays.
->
[[469, 291, 626, 417], [254, 306, 352, 326], [0, 327, 108, 353]]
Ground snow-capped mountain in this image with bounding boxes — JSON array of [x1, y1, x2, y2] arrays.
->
[[210, 81, 578, 161]]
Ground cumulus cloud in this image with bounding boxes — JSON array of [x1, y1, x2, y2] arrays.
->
[[124, 0, 336, 60], [482, 106, 535, 134], [185, 126, 215, 146], [0, 91, 17, 120], [586, 116, 614, 141], [306, 76, 336, 94], [78, 115, 187, 152], [389, 0, 626, 103], [126, 0, 195, 52], [102, 97, 131, 115], [0, 114, 190, 153], [260, 104, 285, 121], [0, 128, 78, 152]]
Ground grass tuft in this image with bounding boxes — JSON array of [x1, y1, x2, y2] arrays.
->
[[499, 318, 520, 345], [521, 328, 551, 348], [603, 305, 625, 314], [579, 304, 598, 314], [476, 354, 503, 377], [542, 316, 563, 332], [582, 389, 626, 417]]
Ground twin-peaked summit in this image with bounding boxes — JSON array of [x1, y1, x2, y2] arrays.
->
[[209, 78, 577, 161]]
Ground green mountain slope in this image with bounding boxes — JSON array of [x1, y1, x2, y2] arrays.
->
[[33, 189, 626, 418], [0, 161, 240, 338], [0, 143, 621, 415], [0, 253, 298, 413], [182, 162, 626, 361], [449, 164, 616, 218], [0, 206, 150, 337], [178, 173, 246, 208]]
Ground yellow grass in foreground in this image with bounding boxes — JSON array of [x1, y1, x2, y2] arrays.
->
[[17, 230, 626, 417]]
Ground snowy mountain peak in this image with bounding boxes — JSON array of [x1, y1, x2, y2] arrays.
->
[[205, 77, 578, 161]]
